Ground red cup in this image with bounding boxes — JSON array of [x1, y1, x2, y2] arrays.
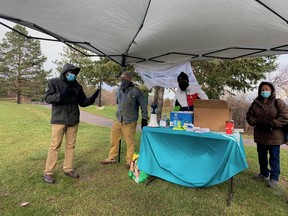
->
[[226, 121, 234, 134]]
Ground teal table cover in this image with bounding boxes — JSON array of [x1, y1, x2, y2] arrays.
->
[[138, 127, 248, 187]]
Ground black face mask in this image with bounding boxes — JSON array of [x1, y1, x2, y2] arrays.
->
[[121, 79, 131, 90], [179, 82, 189, 91]]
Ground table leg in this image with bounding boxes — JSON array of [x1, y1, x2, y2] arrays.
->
[[145, 176, 157, 186], [227, 177, 233, 206]]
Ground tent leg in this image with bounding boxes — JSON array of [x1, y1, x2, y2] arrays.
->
[[117, 140, 121, 163], [227, 177, 233, 206], [145, 176, 157, 186]]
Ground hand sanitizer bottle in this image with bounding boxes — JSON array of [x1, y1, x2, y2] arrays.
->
[[173, 113, 178, 128]]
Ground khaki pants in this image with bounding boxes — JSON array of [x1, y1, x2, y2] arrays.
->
[[44, 124, 78, 175], [108, 120, 137, 165]]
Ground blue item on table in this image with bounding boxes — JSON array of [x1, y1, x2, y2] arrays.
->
[[170, 111, 193, 125], [173, 113, 178, 127]]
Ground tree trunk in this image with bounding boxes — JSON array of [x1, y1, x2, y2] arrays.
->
[[16, 91, 21, 104], [98, 77, 102, 107], [153, 86, 165, 121]]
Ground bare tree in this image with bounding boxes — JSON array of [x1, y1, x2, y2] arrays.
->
[[267, 65, 288, 99], [222, 93, 253, 134]]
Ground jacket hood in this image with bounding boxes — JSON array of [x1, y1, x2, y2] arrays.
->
[[61, 63, 80, 76], [258, 81, 276, 100]]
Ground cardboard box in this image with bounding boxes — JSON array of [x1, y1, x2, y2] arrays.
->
[[193, 99, 231, 132], [170, 111, 194, 125]]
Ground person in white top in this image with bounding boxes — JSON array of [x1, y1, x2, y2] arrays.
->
[[174, 71, 208, 111]]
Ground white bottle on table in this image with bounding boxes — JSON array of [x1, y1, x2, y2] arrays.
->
[[173, 113, 178, 128], [160, 115, 168, 127]]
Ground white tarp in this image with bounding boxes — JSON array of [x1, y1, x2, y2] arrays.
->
[[1, 0, 288, 69], [134, 61, 199, 90]]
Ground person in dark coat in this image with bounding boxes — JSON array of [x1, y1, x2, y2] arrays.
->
[[43, 63, 100, 184], [246, 81, 288, 188]]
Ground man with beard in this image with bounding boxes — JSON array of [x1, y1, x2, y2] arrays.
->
[[174, 71, 208, 111], [100, 71, 148, 169]]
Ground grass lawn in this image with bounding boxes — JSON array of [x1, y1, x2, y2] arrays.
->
[[81, 105, 118, 119], [1, 101, 288, 215]]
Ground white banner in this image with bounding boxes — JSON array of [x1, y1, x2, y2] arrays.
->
[[134, 61, 200, 90]]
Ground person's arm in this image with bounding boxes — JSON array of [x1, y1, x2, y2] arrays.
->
[[137, 88, 148, 128], [44, 80, 62, 104], [273, 99, 288, 128], [246, 103, 257, 126], [197, 88, 209, 99], [78, 85, 95, 107], [89, 89, 100, 104]]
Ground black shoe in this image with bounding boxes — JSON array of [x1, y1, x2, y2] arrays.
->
[[43, 174, 55, 184], [64, 171, 80, 178]]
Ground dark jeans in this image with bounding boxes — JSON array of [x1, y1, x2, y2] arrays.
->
[[257, 144, 280, 181]]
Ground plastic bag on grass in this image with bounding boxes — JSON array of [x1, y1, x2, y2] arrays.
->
[[128, 153, 149, 183]]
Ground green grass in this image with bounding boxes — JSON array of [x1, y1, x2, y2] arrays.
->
[[1, 101, 288, 215], [81, 105, 117, 119]]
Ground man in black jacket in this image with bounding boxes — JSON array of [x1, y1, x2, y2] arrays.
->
[[43, 63, 100, 184]]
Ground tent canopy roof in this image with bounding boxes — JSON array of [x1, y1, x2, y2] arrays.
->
[[1, 0, 288, 67]]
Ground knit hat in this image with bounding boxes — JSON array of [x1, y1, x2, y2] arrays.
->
[[177, 71, 189, 83], [121, 71, 133, 81]]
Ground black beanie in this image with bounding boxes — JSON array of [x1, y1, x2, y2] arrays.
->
[[177, 72, 189, 82]]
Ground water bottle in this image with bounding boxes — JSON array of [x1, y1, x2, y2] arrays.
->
[[162, 115, 170, 126], [184, 121, 189, 127], [160, 115, 168, 127], [173, 113, 178, 128]]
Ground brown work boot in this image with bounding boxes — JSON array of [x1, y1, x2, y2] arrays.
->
[[64, 171, 80, 178], [100, 158, 117, 165], [43, 174, 55, 184]]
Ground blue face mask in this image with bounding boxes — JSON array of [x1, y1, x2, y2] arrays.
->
[[261, 91, 271, 98], [66, 72, 76, 82]]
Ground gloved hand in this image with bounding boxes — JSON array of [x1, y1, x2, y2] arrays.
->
[[256, 120, 272, 132], [248, 117, 257, 126], [60, 87, 75, 99], [90, 89, 100, 103], [141, 118, 148, 129]]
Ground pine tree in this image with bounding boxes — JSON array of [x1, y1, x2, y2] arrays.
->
[[0, 25, 49, 103]]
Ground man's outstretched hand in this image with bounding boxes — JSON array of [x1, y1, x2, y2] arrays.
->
[[90, 89, 100, 103]]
